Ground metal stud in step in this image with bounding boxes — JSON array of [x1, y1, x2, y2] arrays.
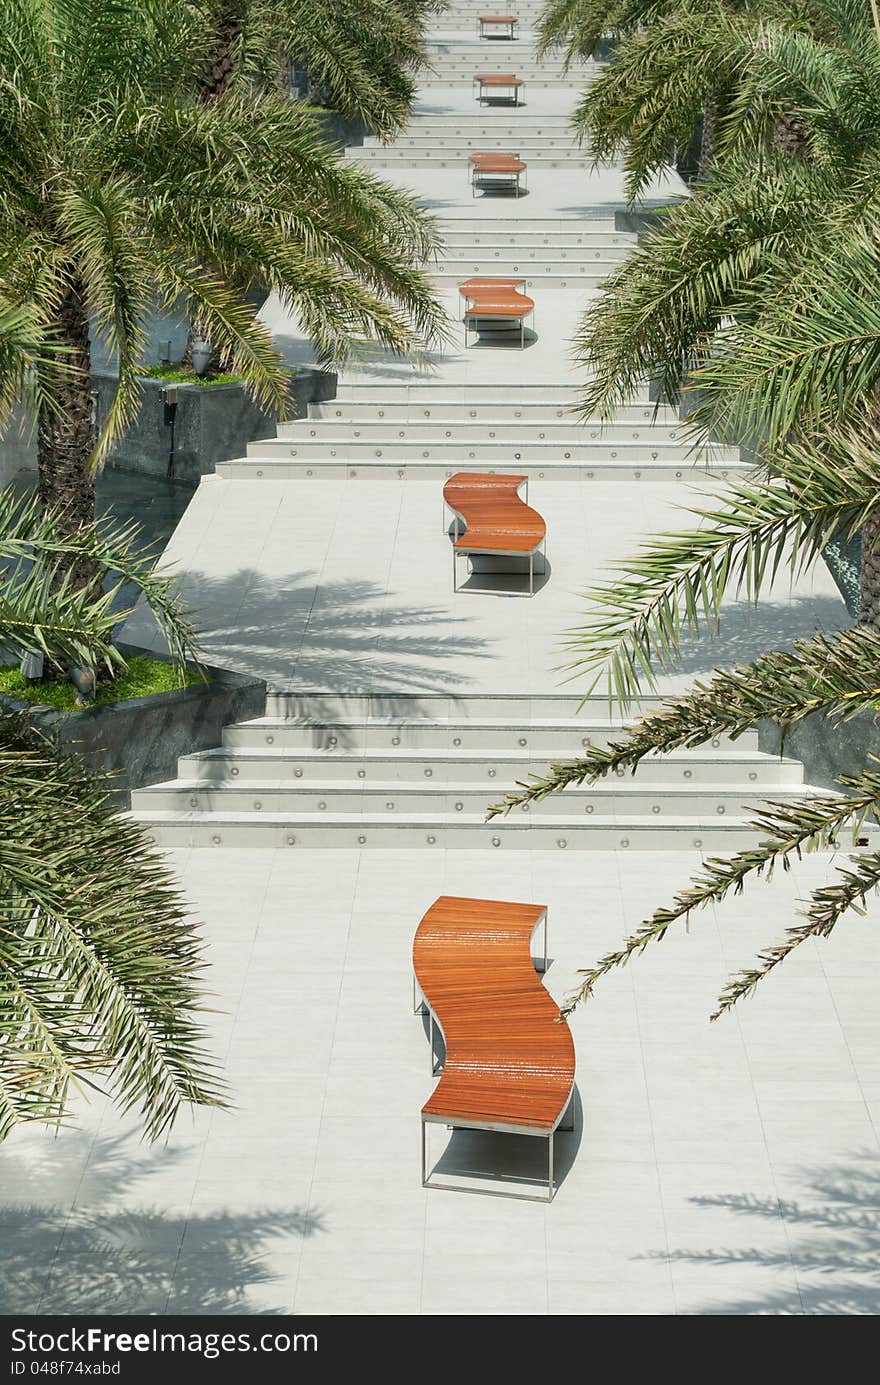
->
[[358, 835, 366, 844], [557, 839, 567, 848], [652, 806, 660, 814], [358, 770, 366, 779], [212, 835, 222, 845], [749, 772, 757, 781], [254, 801, 262, 811], [294, 769, 302, 778], [453, 738, 461, 747], [230, 767, 239, 777], [427, 836, 436, 845], [189, 797, 199, 808], [318, 801, 326, 810], [266, 735, 274, 745], [425, 769, 433, 778], [619, 838, 630, 848], [585, 805, 594, 814], [455, 802, 463, 811], [392, 737, 400, 746], [492, 837, 501, 847], [717, 806, 726, 815]]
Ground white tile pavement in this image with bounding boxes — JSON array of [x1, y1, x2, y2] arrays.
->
[[2, 847, 878, 1316]]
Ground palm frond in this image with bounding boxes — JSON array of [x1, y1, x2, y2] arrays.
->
[[0, 711, 226, 1142], [558, 780, 880, 1020]]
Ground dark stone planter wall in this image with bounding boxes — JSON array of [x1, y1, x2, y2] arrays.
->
[[758, 708, 880, 796], [0, 645, 266, 807], [94, 369, 337, 486]]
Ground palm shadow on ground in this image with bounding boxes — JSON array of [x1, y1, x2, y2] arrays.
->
[[0, 1134, 324, 1316], [646, 1151, 880, 1315], [126, 569, 493, 692]]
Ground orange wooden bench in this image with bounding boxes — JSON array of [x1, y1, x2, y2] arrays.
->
[[443, 471, 546, 595], [469, 151, 527, 196], [458, 276, 535, 349], [474, 72, 525, 105], [478, 14, 519, 39], [413, 896, 575, 1201]]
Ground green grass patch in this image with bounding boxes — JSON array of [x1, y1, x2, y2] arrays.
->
[[142, 363, 244, 387], [0, 656, 202, 711]]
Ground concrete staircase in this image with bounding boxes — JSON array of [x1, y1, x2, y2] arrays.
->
[[131, 694, 814, 849], [217, 384, 744, 483], [128, 10, 820, 852]]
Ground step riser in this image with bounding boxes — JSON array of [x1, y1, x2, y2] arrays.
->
[[219, 459, 745, 482], [306, 385, 614, 401], [433, 254, 632, 268], [438, 234, 632, 246], [360, 138, 586, 149], [181, 755, 803, 787], [310, 404, 675, 423], [135, 785, 808, 815], [138, 821, 770, 850], [348, 153, 583, 165], [280, 423, 687, 444], [246, 441, 739, 464], [221, 725, 759, 753]]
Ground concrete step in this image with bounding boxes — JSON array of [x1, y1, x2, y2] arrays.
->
[[366, 131, 583, 147], [220, 717, 761, 754], [219, 456, 745, 483], [435, 217, 619, 232], [438, 229, 634, 247], [435, 260, 626, 279], [437, 245, 632, 264], [134, 778, 813, 818], [279, 420, 689, 445], [178, 745, 803, 787], [309, 384, 612, 402], [130, 808, 791, 851], [405, 116, 574, 130], [310, 401, 675, 424], [245, 437, 741, 466], [346, 149, 583, 165]]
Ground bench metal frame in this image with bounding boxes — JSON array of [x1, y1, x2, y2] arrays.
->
[[478, 17, 519, 39], [474, 76, 525, 106]]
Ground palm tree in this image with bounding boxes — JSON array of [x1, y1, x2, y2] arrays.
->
[[1, 704, 226, 1141], [0, 485, 200, 683], [200, 0, 433, 139], [0, 484, 223, 1141], [539, 0, 834, 193], [0, 0, 445, 552], [491, 1, 880, 1015]]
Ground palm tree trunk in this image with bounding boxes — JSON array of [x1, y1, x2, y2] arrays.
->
[[37, 281, 96, 549], [860, 512, 880, 631], [698, 96, 718, 177], [200, 7, 243, 103]]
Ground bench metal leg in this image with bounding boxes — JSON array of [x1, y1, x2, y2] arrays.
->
[[548, 1132, 554, 1201]]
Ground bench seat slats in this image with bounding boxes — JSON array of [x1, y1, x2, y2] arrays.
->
[[413, 895, 575, 1132]]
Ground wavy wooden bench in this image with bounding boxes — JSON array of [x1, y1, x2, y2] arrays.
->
[[458, 276, 535, 349], [443, 471, 546, 595], [413, 896, 575, 1201], [474, 72, 525, 105], [469, 151, 527, 196], [479, 14, 519, 39]]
